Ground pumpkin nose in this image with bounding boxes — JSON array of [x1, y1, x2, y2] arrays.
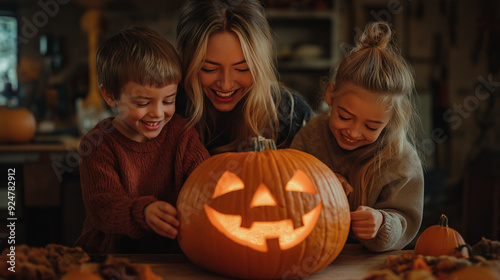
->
[[241, 184, 279, 228], [250, 184, 278, 207]]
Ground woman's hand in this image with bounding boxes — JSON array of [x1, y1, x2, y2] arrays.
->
[[144, 201, 180, 239], [350, 206, 383, 240], [335, 173, 353, 196]]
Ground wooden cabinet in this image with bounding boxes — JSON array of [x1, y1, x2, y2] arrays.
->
[[264, 0, 340, 111]]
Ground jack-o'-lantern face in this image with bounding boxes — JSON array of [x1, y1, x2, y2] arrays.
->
[[177, 147, 351, 279], [205, 170, 322, 252]]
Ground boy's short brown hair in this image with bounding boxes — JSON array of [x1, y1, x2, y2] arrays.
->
[[96, 26, 181, 99]]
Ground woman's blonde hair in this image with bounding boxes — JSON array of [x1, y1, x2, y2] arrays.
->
[[329, 21, 421, 210], [176, 0, 282, 153]]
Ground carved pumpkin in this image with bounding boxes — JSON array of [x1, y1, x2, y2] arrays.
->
[[414, 214, 467, 257], [0, 107, 36, 143], [177, 139, 350, 279]]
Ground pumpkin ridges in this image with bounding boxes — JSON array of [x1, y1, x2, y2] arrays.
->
[[282, 149, 350, 274], [414, 214, 466, 257], [276, 150, 320, 276], [178, 148, 351, 279], [178, 154, 235, 262], [282, 149, 351, 275], [281, 151, 317, 229], [251, 151, 289, 226]]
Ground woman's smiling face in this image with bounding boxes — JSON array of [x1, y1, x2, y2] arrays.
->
[[327, 83, 391, 150], [198, 31, 253, 112]]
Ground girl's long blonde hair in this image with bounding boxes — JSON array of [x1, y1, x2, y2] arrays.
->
[[329, 21, 422, 210], [176, 0, 283, 154]]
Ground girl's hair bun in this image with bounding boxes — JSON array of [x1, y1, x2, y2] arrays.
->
[[358, 21, 392, 50]]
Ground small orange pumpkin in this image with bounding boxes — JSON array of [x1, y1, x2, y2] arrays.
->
[[0, 107, 36, 143], [414, 214, 467, 257], [177, 138, 351, 279]]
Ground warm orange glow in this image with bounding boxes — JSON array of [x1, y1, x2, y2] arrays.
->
[[212, 171, 245, 199], [205, 169, 323, 252], [285, 170, 317, 194], [204, 203, 323, 252], [250, 183, 278, 207]]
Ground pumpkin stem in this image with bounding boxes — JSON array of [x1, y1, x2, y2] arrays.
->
[[251, 136, 277, 151], [439, 214, 449, 227]]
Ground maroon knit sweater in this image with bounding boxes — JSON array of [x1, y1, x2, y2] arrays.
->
[[74, 114, 210, 254]]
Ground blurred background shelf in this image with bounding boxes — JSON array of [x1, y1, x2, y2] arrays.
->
[[266, 0, 340, 111]]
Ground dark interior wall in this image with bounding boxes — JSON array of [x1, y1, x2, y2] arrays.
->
[[0, 0, 498, 247]]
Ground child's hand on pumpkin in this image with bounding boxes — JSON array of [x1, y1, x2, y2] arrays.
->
[[350, 206, 383, 240], [144, 201, 180, 239], [335, 173, 353, 196]]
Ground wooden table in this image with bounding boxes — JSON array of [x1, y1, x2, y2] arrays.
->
[[0, 135, 82, 245], [115, 244, 407, 280], [0, 134, 81, 207], [0, 135, 81, 153]]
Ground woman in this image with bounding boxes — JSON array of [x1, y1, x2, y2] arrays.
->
[[176, 0, 313, 154]]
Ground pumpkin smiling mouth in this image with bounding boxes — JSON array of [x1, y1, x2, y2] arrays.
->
[[204, 202, 322, 252]]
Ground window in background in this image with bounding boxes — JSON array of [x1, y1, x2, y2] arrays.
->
[[0, 11, 17, 106]]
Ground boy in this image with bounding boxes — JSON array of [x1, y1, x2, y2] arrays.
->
[[75, 26, 210, 253]]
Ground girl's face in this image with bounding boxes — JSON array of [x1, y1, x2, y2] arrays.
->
[[326, 83, 391, 150], [199, 31, 253, 112], [102, 81, 177, 142]]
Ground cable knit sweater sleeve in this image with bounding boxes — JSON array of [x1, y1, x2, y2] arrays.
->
[[357, 145, 424, 252], [76, 116, 210, 253], [78, 125, 157, 239], [174, 125, 211, 199]]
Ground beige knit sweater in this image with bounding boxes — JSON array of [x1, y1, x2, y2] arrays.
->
[[291, 112, 424, 252]]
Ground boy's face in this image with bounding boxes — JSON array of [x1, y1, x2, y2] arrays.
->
[[104, 81, 177, 142], [326, 82, 391, 150]]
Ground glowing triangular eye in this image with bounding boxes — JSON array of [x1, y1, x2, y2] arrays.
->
[[212, 171, 245, 199], [285, 170, 317, 194], [250, 183, 278, 208]]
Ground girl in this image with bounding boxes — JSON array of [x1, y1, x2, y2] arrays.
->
[[291, 21, 424, 252], [176, 0, 313, 155]]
